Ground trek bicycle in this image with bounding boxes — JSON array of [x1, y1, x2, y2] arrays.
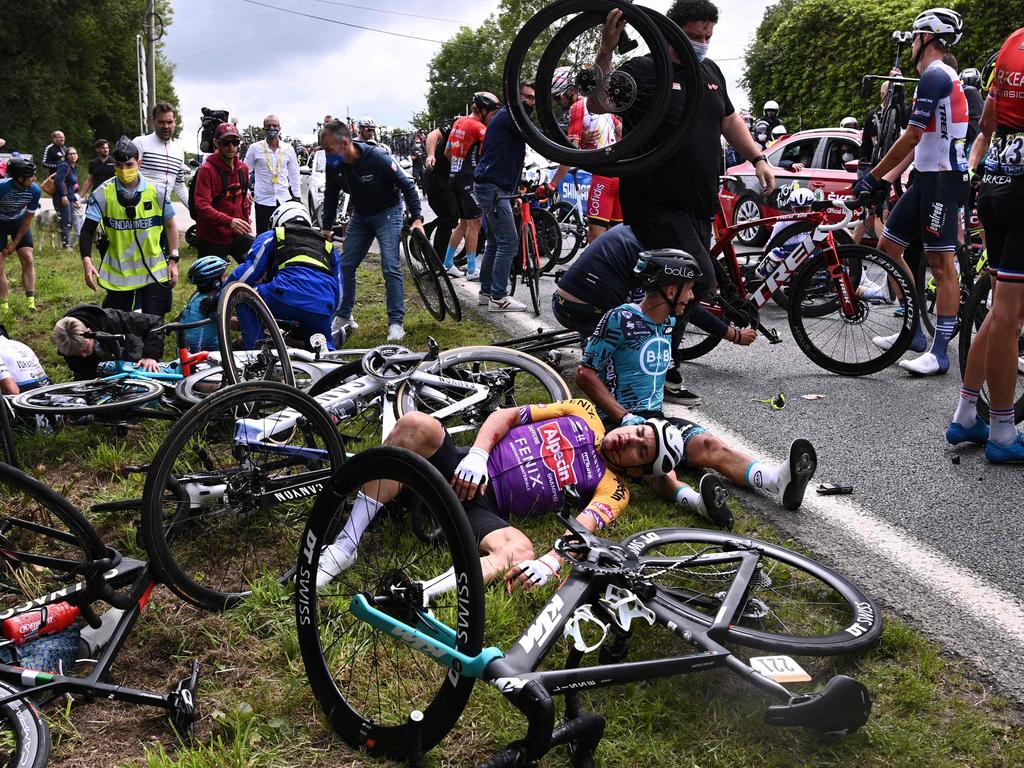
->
[[296, 448, 883, 765], [141, 342, 570, 611], [859, 31, 917, 182], [678, 199, 919, 376], [0, 462, 200, 766]]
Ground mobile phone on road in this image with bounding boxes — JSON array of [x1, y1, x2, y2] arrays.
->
[[816, 483, 853, 495]]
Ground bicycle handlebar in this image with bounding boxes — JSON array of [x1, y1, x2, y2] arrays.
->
[[83, 331, 126, 343], [155, 318, 213, 334], [817, 201, 859, 232]]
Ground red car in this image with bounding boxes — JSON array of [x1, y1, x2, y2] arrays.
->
[[720, 128, 861, 246]]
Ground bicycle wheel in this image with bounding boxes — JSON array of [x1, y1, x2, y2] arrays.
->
[[789, 245, 917, 376], [549, 201, 585, 267], [0, 401, 18, 469], [403, 227, 445, 321], [11, 377, 164, 416], [413, 228, 463, 323], [763, 225, 854, 312], [395, 346, 571, 436], [625, 528, 883, 654], [674, 259, 736, 362], [532, 207, 563, 276], [525, 231, 542, 316], [296, 447, 484, 758], [911, 241, 973, 338], [174, 361, 324, 406], [0, 681, 49, 768], [142, 381, 345, 611], [216, 282, 295, 388], [958, 274, 1024, 424]]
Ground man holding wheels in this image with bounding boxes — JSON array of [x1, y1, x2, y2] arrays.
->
[[575, 251, 817, 522], [855, 8, 971, 376], [315, 398, 690, 591]]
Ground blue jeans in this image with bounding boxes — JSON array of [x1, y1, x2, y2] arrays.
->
[[474, 182, 518, 300], [339, 204, 405, 324]]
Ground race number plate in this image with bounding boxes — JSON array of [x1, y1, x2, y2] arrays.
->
[[749, 655, 812, 683]]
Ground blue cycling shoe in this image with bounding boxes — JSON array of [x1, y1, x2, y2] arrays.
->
[[945, 420, 989, 446], [985, 433, 1024, 464]]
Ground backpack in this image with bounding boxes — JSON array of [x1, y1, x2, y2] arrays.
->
[[188, 163, 249, 221]]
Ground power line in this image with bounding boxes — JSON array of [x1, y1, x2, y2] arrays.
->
[[308, 0, 462, 24], [240, 0, 446, 44]]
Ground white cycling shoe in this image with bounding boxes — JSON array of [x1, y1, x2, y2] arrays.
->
[[898, 352, 948, 376], [316, 542, 357, 588]]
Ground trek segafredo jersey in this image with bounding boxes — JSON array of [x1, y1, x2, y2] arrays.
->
[[487, 399, 629, 529], [908, 59, 970, 172]]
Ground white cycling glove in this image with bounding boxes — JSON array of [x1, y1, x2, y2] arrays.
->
[[620, 412, 646, 426], [515, 553, 563, 587], [454, 447, 490, 490]]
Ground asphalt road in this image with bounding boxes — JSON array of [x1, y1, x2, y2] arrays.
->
[[436, 235, 1024, 704]]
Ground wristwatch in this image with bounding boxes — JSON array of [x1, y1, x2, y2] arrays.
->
[[753, 154, 768, 165], [168, 250, 180, 263]]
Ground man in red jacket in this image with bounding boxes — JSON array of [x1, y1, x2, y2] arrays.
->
[[193, 123, 253, 261]]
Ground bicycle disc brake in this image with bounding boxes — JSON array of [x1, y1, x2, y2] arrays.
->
[[603, 69, 638, 112], [574, 65, 603, 96]]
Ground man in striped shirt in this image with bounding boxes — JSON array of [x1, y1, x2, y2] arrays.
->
[[134, 102, 189, 210]]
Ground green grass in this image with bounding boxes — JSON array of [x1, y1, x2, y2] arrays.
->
[[4, 228, 1023, 767]]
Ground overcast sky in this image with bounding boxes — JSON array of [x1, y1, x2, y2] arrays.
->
[[163, 0, 767, 150]]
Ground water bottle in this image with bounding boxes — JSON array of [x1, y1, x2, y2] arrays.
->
[[3, 602, 80, 644], [754, 247, 786, 280]]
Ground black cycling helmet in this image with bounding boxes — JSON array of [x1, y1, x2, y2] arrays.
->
[[5, 157, 36, 179], [960, 67, 982, 89], [981, 52, 998, 94], [634, 250, 702, 288], [472, 91, 501, 111], [111, 135, 140, 163]]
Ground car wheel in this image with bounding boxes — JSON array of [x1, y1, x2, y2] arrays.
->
[[733, 194, 769, 247]]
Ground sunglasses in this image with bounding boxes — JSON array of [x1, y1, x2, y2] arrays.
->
[[220, 138, 241, 146]]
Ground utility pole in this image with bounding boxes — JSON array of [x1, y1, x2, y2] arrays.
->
[[145, 0, 158, 129]]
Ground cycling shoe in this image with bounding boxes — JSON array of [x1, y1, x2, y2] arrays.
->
[[899, 352, 949, 376], [985, 433, 1024, 464], [779, 438, 817, 511], [316, 541, 357, 588], [945, 419, 989, 446], [696, 474, 733, 529], [872, 331, 928, 354]]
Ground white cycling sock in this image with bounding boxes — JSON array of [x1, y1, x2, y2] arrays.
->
[[336, 492, 384, 557], [745, 461, 781, 495], [953, 386, 979, 427], [674, 485, 702, 511], [990, 408, 1017, 446]]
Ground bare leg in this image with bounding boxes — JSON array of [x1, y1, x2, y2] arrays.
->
[[0, 253, 7, 302], [683, 433, 753, 485], [447, 219, 468, 251], [17, 248, 35, 295], [986, 283, 1024, 411], [359, 411, 445, 503], [961, 277, 997, 391], [464, 218, 481, 255], [478, 527, 534, 584], [927, 251, 958, 317], [587, 222, 608, 243]]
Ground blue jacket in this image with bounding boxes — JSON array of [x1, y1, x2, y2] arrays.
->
[[474, 107, 526, 191], [55, 161, 78, 199], [228, 228, 343, 316], [323, 141, 421, 224]]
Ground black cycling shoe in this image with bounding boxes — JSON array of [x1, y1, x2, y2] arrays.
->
[[779, 438, 817, 511], [697, 474, 733, 529]]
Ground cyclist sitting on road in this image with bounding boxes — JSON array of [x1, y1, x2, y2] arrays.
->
[[227, 201, 343, 351], [179, 255, 228, 353], [0, 324, 49, 395], [575, 252, 818, 524], [316, 398, 689, 592], [52, 305, 166, 381]]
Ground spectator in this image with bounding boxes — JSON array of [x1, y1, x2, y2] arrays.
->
[[358, 117, 377, 145], [79, 139, 115, 200], [320, 120, 423, 342], [78, 137, 179, 318], [0, 325, 49, 395], [134, 101, 189, 209], [410, 139, 425, 189], [473, 82, 535, 312], [0, 157, 40, 313], [41, 131, 66, 176], [52, 305, 166, 381], [54, 146, 80, 249], [193, 123, 253, 262], [244, 114, 302, 234]]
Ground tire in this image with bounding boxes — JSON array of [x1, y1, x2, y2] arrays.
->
[[766, 225, 854, 312], [12, 377, 164, 416], [141, 381, 345, 611], [174, 361, 324, 406], [0, 681, 49, 768], [623, 528, 883, 654], [549, 201, 585, 267], [412, 228, 463, 322], [733, 194, 769, 247], [525, 231, 542, 316], [674, 258, 738, 362], [216, 282, 295, 389], [296, 447, 484, 758], [0, 401, 19, 468], [958, 274, 1024, 424], [531, 206, 563, 275], [911, 241, 973, 338], [788, 245, 918, 376], [395, 346, 571, 436], [403, 227, 445, 321]]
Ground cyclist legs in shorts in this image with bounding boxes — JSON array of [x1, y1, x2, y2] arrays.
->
[[550, 293, 605, 342], [444, 176, 483, 273], [0, 217, 36, 309], [587, 175, 622, 243]]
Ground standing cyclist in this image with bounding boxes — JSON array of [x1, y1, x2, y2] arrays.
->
[[0, 157, 41, 313]]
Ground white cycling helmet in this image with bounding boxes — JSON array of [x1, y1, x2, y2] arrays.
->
[[642, 419, 686, 478], [912, 7, 963, 46], [840, 116, 858, 129], [763, 100, 780, 113], [270, 200, 311, 229], [789, 187, 817, 208], [359, 116, 376, 129], [551, 66, 573, 97], [771, 124, 787, 138]]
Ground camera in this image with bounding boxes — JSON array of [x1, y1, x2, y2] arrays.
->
[[199, 107, 230, 153], [892, 30, 913, 44]]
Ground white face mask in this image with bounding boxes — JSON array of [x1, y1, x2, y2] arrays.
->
[[690, 40, 709, 62]]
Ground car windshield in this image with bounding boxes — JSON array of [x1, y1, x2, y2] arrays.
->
[[314, 152, 325, 173]]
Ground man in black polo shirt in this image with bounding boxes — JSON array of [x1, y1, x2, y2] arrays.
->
[[590, 0, 774, 404]]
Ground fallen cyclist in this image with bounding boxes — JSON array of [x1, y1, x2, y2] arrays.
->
[[316, 398, 690, 591], [52, 304, 167, 380], [574, 251, 818, 524]]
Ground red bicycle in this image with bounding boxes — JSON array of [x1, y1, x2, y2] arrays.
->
[[504, 186, 561, 316], [680, 199, 919, 376]]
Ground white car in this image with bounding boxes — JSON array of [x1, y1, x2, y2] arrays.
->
[[300, 150, 328, 228]]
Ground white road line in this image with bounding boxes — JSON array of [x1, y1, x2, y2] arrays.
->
[[464, 290, 1024, 646]]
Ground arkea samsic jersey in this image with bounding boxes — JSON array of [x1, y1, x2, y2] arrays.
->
[[488, 399, 629, 530]]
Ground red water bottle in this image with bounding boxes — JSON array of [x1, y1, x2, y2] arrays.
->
[[2, 603, 80, 645]]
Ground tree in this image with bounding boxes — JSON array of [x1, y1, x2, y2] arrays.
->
[[0, 0, 179, 158], [742, 0, 1014, 129]]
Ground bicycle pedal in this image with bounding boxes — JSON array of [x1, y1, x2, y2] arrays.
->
[[169, 659, 200, 738]]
